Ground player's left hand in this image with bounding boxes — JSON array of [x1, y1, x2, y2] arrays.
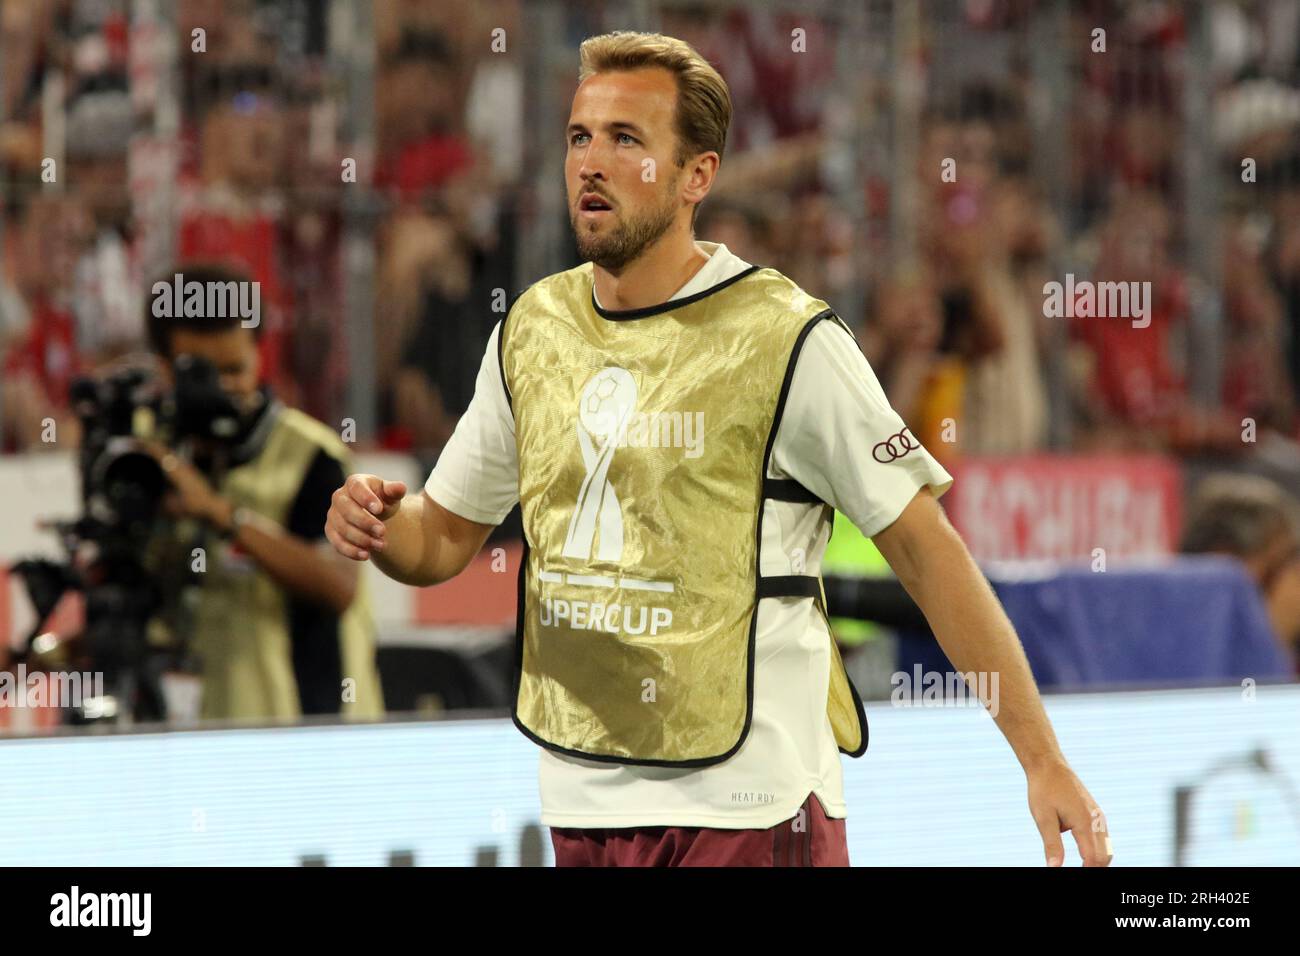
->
[[1026, 759, 1112, 866]]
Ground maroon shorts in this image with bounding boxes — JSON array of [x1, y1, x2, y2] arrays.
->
[[549, 793, 849, 867]]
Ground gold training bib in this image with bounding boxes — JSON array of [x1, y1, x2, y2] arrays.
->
[[190, 405, 384, 721], [502, 262, 867, 766]]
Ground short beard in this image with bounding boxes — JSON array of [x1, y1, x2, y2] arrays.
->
[[570, 185, 680, 271]]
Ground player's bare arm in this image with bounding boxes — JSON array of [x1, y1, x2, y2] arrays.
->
[[872, 486, 1113, 867], [326, 475, 494, 587]]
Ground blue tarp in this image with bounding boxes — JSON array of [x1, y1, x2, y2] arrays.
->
[[894, 556, 1292, 690]]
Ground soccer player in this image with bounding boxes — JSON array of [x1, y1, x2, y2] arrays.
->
[[326, 31, 1112, 867]]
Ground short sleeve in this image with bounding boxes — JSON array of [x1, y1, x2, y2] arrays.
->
[[770, 319, 954, 538], [285, 449, 347, 541], [424, 320, 520, 525]]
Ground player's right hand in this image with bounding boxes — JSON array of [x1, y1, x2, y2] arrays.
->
[[326, 474, 408, 561]]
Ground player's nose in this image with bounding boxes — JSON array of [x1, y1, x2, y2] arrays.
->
[[576, 142, 611, 183]]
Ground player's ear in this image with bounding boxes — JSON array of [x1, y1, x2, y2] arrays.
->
[[682, 151, 719, 206]]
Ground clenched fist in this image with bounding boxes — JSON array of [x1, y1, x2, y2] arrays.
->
[[326, 474, 408, 561]]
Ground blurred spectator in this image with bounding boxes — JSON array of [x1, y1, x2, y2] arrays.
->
[[375, 28, 473, 202], [178, 62, 293, 406], [65, 78, 142, 365], [783, 190, 859, 312], [1070, 188, 1187, 441], [659, 5, 834, 153], [391, 244, 496, 453], [0, 0, 55, 176], [915, 95, 1050, 458], [859, 267, 946, 444], [374, 194, 515, 455], [1070, 2, 1183, 228], [1069, 187, 1246, 455], [462, 1, 525, 190], [2, 195, 86, 452], [697, 198, 779, 267], [1267, 167, 1300, 414], [1181, 473, 1300, 673], [1221, 210, 1295, 434]]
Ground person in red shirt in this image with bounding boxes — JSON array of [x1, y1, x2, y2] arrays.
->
[[374, 29, 473, 202], [1, 195, 86, 451], [177, 72, 293, 406]]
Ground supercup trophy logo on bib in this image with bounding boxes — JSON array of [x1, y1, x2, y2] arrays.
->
[[562, 366, 707, 562], [564, 367, 639, 562], [536, 366, 711, 638]]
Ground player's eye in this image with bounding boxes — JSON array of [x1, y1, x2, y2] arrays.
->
[[616, 132, 638, 145], [570, 132, 590, 146]]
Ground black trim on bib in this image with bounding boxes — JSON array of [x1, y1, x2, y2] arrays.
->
[[498, 283, 538, 412], [592, 264, 762, 321], [495, 317, 513, 411], [509, 531, 755, 768], [813, 593, 869, 756], [829, 312, 858, 342], [757, 307, 870, 760], [509, 564, 757, 769], [763, 476, 824, 505], [757, 575, 823, 600], [509, 537, 527, 707]]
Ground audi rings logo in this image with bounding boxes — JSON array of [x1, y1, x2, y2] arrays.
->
[[872, 428, 918, 463]]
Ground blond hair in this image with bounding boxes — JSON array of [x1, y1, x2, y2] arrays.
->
[[1181, 474, 1300, 557], [578, 31, 731, 227]]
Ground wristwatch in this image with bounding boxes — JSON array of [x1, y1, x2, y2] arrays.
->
[[219, 506, 251, 541]]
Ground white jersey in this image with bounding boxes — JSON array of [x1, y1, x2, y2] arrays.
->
[[425, 241, 954, 828]]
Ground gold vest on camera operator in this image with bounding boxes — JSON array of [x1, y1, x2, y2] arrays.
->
[[150, 406, 384, 722]]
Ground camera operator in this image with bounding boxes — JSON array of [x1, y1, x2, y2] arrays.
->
[[142, 265, 383, 722]]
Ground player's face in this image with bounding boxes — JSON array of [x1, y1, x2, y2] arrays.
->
[[565, 67, 686, 269]]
